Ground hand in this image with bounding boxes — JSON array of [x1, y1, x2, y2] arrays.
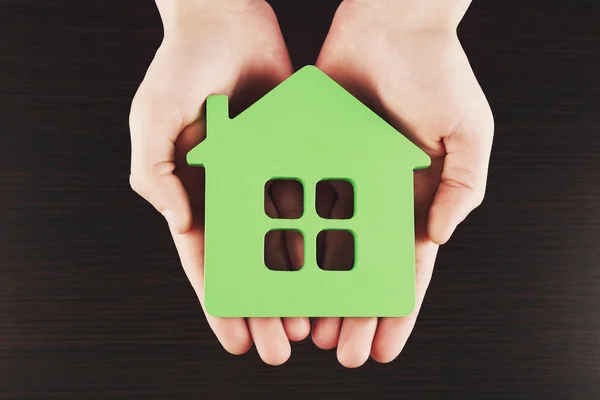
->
[[129, 0, 309, 365], [312, 0, 494, 367]]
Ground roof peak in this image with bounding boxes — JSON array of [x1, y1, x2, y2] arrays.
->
[[233, 65, 338, 117]]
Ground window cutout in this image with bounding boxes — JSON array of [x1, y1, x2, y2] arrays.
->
[[264, 179, 304, 219], [316, 180, 354, 219], [316, 230, 355, 271], [264, 230, 304, 271]]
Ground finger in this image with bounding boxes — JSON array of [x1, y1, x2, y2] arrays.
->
[[128, 80, 199, 234], [256, 183, 304, 362], [170, 122, 252, 356], [174, 121, 208, 203], [371, 170, 440, 363], [269, 180, 311, 342], [336, 317, 378, 368], [312, 317, 342, 350], [169, 224, 252, 356], [311, 181, 353, 349], [281, 317, 310, 343], [371, 237, 439, 363], [327, 183, 371, 368], [428, 110, 494, 244], [247, 318, 291, 366]]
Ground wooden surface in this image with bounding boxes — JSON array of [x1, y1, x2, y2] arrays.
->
[[2, 0, 599, 398]]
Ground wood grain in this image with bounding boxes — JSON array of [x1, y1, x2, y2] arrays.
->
[[1, 0, 599, 398]]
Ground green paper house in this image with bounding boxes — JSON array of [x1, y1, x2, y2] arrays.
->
[[187, 65, 430, 318]]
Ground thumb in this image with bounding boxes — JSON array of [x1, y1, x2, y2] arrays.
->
[[128, 88, 194, 234], [428, 112, 494, 245]]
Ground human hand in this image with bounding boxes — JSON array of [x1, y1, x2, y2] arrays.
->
[[312, 0, 494, 367], [129, 0, 309, 365]]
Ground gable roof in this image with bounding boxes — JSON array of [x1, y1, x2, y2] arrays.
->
[[187, 65, 430, 170]]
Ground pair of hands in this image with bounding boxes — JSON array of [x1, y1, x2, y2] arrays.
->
[[129, 0, 493, 367]]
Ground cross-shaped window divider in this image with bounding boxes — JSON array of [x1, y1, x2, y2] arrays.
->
[[264, 179, 355, 272]]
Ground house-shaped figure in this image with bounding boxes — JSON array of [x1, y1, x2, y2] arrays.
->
[[187, 66, 430, 317]]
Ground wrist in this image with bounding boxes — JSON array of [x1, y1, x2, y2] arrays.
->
[[342, 0, 472, 31], [156, 0, 266, 32]]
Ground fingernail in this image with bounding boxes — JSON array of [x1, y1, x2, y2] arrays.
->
[[162, 209, 178, 231]]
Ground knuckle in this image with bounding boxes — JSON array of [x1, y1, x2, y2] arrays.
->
[[475, 186, 487, 207], [443, 170, 487, 209], [473, 190, 485, 208], [129, 156, 176, 197], [128, 168, 156, 199], [128, 172, 146, 196], [443, 170, 478, 192]]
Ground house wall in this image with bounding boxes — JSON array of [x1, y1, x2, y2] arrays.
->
[[202, 154, 418, 317]]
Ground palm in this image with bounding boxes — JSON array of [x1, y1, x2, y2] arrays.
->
[[312, 1, 493, 366]]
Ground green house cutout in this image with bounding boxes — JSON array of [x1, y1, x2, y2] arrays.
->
[[187, 66, 430, 318]]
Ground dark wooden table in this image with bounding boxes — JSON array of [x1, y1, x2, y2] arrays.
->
[[2, 1, 599, 398]]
